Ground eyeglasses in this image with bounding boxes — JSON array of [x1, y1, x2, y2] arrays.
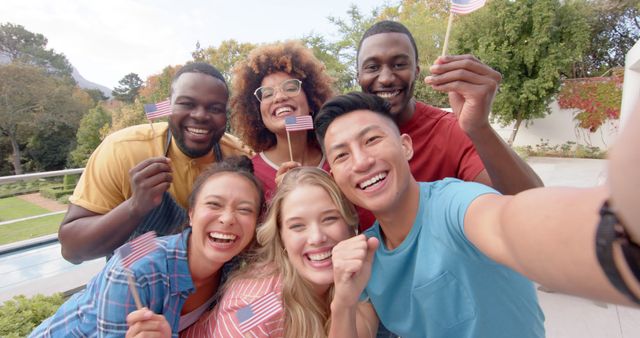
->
[[254, 79, 302, 103]]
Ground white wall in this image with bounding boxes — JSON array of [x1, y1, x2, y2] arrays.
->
[[491, 100, 619, 150], [620, 40, 640, 127]]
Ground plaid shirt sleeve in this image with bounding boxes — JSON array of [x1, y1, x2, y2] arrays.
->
[[95, 265, 146, 336]]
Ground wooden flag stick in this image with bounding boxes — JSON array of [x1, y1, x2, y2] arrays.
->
[[286, 130, 294, 162], [441, 11, 455, 57], [127, 273, 143, 309]]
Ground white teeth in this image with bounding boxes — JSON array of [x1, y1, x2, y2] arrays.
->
[[188, 127, 208, 135], [209, 232, 237, 241], [307, 251, 332, 261], [275, 107, 293, 116], [359, 173, 387, 190], [376, 91, 400, 99]]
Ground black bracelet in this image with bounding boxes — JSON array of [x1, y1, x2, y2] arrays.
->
[[595, 200, 640, 305]]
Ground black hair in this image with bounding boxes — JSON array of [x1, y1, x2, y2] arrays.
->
[[356, 20, 419, 66], [172, 62, 228, 89], [314, 92, 394, 149], [188, 155, 264, 212]]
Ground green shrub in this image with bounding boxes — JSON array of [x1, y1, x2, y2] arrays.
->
[[514, 139, 607, 159], [39, 186, 74, 200], [0, 294, 64, 337], [62, 174, 79, 190]]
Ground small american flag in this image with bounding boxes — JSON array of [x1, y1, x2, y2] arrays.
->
[[143, 99, 172, 120], [284, 115, 313, 132], [450, 0, 486, 15], [236, 291, 282, 333], [116, 231, 158, 268]]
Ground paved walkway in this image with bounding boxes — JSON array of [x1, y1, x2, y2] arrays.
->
[[17, 193, 67, 212]]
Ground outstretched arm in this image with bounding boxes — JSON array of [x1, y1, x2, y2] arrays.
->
[[426, 55, 543, 194], [466, 185, 633, 306], [59, 157, 172, 263]]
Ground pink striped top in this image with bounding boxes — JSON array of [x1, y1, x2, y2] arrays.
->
[[181, 274, 284, 338]]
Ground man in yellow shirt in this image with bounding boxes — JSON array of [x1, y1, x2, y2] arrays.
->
[[58, 63, 250, 264]]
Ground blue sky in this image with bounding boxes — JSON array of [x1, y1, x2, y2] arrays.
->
[[1, 0, 392, 88]]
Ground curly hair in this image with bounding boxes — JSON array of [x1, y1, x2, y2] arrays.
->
[[230, 41, 335, 152]]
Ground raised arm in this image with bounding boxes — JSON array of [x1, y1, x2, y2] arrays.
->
[[465, 185, 633, 306], [425, 55, 543, 194], [59, 157, 172, 263]]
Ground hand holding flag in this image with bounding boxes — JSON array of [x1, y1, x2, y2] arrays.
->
[[284, 115, 314, 161], [116, 231, 158, 309]]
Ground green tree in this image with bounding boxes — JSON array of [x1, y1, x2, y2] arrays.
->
[[68, 104, 112, 167], [0, 22, 73, 80], [112, 73, 143, 103], [0, 64, 55, 174], [301, 33, 355, 93], [572, 0, 639, 77], [107, 100, 147, 134], [83, 88, 108, 104], [24, 85, 92, 171], [196, 39, 257, 83], [0, 64, 89, 174], [139, 65, 181, 104], [327, 4, 380, 85], [454, 0, 590, 144]]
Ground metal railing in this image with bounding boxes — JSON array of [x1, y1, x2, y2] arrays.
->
[[0, 168, 84, 253]]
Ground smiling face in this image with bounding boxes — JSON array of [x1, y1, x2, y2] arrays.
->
[[188, 172, 260, 274], [259, 72, 310, 135], [169, 72, 229, 158], [357, 32, 420, 123], [323, 109, 414, 214], [279, 184, 353, 295]]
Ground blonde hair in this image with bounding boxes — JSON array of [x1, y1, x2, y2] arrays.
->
[[227, 167, 358, 338]]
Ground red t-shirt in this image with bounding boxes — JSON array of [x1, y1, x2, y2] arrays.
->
[[252, 152, 330, 202], [357, 101, 485, 231]]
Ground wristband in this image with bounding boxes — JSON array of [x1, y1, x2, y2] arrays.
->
[[595, 200, 640, 305]]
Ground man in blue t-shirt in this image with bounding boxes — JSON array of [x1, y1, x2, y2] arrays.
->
[[314, 92, 633, 338]]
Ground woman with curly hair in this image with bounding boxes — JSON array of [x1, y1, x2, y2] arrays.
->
[[229, 41, 334, 200]]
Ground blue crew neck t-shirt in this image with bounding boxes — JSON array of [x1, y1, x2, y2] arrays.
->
[[363, 179, 545, 338]]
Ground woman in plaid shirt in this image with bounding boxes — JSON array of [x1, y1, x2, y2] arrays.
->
[[30, 156, 264, 338]]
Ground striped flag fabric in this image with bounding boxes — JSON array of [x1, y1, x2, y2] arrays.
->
[[116, 231, 158, 268], [284, 115, 314, 132], [450, 0, 486, 14], [236, 291, 283, 333], [143, 99, 172, 120]]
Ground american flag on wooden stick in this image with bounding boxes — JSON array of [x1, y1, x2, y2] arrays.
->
[[143, 99, 172, 120], [450, 0, 486, 15], [117, 231, 158, 268], [235, 291, 283, 333], [284, 115, 314, 132]]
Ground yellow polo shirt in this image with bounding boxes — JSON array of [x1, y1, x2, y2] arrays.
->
[[70, 122, 251, 214]]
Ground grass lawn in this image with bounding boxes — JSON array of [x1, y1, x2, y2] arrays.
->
[[0, 213, 64, 245], [0, 197, 50, 222]]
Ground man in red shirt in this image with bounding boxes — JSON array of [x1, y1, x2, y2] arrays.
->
[[355, 21, 542, 229]]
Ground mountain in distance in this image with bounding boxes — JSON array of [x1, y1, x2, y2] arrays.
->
[[72, 67, 112, 98], [1, 54, 112, 98]]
